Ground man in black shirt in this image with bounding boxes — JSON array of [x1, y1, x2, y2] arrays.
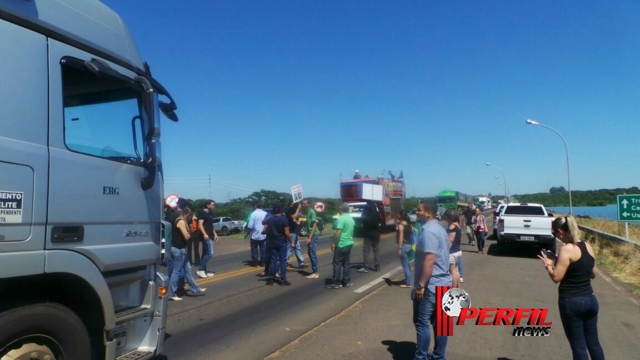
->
[[264, 204, 294, 285], [197, 200, 218, 278], [285, 200, 307, 270], [358, 202, 382, 272], [462, 203, 476, 246]]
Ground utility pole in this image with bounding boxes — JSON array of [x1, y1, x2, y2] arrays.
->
[[228, 193, 230, 201], [208, 174, 212, 198]]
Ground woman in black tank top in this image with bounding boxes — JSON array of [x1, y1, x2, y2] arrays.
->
[[538, 216, 604, 360]]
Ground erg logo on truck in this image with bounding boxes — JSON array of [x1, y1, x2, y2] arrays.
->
[[435, 286, 553, 337]]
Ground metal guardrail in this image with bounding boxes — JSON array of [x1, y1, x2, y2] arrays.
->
[[578, 225, 640, 247]]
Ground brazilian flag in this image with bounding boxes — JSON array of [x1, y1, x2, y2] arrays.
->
[[408, 222, 420, 262]]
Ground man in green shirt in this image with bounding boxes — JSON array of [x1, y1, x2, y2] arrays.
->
[[326, 203, 355, 289], [302, 199, 320, 278]]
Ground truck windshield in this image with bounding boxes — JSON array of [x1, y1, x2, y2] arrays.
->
[[437, 196, 456, 203], [62, 58, 145, 165], [504, 206, 546, 216]]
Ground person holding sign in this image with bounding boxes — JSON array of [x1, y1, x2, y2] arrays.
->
[[301, 199, 320, 279]]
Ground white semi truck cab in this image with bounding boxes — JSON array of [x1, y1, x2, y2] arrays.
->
[[0, 1, 178, 359]]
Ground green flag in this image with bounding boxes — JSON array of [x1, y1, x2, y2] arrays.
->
[[408, 222, 420, 262]]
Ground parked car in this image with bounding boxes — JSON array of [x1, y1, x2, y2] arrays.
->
[[497, 203, 556, 252], [492, 203, 508, 239], [212, 217, 246, 235]]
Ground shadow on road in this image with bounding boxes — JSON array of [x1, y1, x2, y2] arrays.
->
[[381, 340, 416, 360], [383, 278, 406, 287], [486, 243, 542, 259]]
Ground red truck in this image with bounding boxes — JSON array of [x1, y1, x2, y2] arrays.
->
[[339, 177, 405, 231]]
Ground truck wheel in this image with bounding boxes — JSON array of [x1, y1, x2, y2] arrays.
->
[[0, 303, 92, 360], [221, 227, 230, 236]]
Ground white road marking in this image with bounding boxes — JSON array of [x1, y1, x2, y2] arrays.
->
[[354, 265, 403, 293]]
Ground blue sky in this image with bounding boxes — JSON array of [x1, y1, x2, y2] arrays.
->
[[103, 0, 640, 201]]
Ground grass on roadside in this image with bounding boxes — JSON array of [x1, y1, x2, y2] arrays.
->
[[581, 230, 640, 293], [576, 217, 640, 242]]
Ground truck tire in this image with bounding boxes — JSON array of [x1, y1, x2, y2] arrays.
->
[[0, 303, 92, 360], [221, 226, 230, 236]]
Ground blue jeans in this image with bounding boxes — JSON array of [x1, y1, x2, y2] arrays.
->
[[475, 231, 486, 251], [287, 233, 304, 266], [413, 289, 448, 360], [250, 239, 267, 265], [169, 247, 201, 297], [332, 244, 353, 283], [400, 243, 413, 286], [269, 244, 288, 282], [558, 294, 605, 360], [308, 234, 319, 273], [199, 239, 213, 272], [166, 243, 185, 290], [457, 257, 463, 277]]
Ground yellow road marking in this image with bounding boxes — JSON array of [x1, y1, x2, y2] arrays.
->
[[194, 239, 366, 285]]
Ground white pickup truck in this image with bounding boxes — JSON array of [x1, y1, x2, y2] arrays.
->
[[496, 203, 556, 251], [212, 217, 246, 235]]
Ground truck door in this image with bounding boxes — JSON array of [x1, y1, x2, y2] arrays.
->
[[0, 18, 48, 274], [46, 40, 161, 272]]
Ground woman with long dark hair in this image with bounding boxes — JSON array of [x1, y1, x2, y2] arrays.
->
[[538, 216, 604, 360], [396, 209, 413, 288], [168, 207, 206, 301]]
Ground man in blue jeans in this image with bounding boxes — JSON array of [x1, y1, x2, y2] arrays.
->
[[285, 200, 307, 269], [197, 200, 218, 278], [413, 201, 453, 360], [301, 199, 320, 279]]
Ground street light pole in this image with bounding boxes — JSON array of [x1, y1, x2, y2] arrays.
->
[[486, 162, 508, 202], [495, 176, 506, 198], [526, 119, 572, 215]]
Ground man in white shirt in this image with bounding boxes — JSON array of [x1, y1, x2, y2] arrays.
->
[[248, 203, 268, 267]]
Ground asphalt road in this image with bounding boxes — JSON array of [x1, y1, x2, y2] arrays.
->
[[265, 215, 640, 360], [154, 227, 407, 360]]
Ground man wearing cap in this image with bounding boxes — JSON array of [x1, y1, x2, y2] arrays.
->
[[353, 170, 362, 179]]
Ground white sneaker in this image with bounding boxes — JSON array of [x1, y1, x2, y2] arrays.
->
[[460, 278, 464, 283], [206, 272, 215, 277], [196, 271, 208, 278], [306, 273, 319, 279], [197, 288, 206, 294], [169, 296, 182, 301]]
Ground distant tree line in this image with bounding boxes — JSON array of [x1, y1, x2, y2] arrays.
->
[[495, 187, 640, 207], [183, 191, 430, 222]]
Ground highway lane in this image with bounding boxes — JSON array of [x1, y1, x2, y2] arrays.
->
[[266, 213, 640, 360], [154, 229, 408, 360]]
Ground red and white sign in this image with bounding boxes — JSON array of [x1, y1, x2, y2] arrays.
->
[[314, 202, 325, 212], [165, 194, 180, 208]]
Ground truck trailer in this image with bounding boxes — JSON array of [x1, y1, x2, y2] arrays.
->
[[0, 1, 178, 359], [339, 177, 405, 231]]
